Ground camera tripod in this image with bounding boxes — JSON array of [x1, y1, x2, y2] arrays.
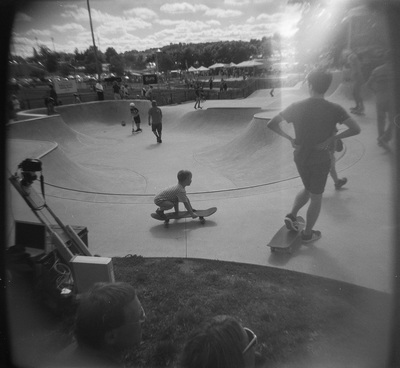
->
[[9, 173, 92, 263]]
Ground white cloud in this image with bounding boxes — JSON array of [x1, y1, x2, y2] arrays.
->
[[207, 20, 221, 27], [124, 7, 158, 20], [52, 23, 85, 33], [160, 3, 208, 14], [60, 6, 89, 22], [254, 0, 276, 4], [26, 28, 52, 37], [224, 0, 250, 7], [204, 8, 242, 18]]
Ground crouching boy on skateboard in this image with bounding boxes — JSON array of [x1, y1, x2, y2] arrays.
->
[[154, 170, 197, 219]]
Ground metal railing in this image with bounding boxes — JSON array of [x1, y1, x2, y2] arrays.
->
[[16, 76, 298, 110]]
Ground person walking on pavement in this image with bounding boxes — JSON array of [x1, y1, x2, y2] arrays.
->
[[148, 100, 163, 143], [267, 69, 361, 243], [194, 83, 202, 109], [112, 81, 121, 100], [95, 80, 104, 101], [366, 50, 395, 149], [348, 52, 365, 115]]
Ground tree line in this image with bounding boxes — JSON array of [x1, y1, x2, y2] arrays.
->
[[11, 37, 276, 80]]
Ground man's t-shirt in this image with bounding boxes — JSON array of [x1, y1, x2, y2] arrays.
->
[[148, 107, 162, 125], [280, 98, 350, 165]]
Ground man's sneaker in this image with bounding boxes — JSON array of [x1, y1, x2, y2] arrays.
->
[[156, 209, 166, 219], [284, 214, 299, 231], [301, 230, 321, 244], [335, 178, 347, 190]]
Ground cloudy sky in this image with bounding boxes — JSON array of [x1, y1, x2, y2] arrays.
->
[[11, 0, 302, 58]]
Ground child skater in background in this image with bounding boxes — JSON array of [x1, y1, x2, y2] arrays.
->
[[130, 102, 142, 133]]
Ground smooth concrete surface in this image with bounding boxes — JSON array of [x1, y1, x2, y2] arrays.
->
[[6, 84, 396, 293]]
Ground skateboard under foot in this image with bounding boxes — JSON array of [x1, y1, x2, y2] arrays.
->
[[267, 216, 305, 254], [151, 207, 217, 227]]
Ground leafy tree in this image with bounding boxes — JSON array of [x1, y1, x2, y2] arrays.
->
[[74, 48, 85, 63], [29, 68, 45, 80], [38, 46, 59, 73], [109, 55, 124, 75], [199, 47, 213, 68], [260, 37, 273, 59], [59, 63, 76, 77], [157, 52, 175, 73], [180, 47, 196, 69], [105, 47, 118, 63], [83, 46, 103, 75]]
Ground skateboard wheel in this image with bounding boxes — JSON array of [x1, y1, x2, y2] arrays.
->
[[199, 217, 205, 224]]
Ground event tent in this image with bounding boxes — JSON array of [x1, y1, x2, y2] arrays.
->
[[208, 63, 228, 69], [235, 60, 264, 67]]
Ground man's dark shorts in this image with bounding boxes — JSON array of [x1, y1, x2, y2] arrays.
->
[[152, 123, 162, 134], [295, 160, 331, 195]]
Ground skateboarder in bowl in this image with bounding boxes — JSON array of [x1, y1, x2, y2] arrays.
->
[[148, 100, 163, 143], [154, 170, 197, 220], [130, 102, 142, 133], [267, 69, 361, 243]]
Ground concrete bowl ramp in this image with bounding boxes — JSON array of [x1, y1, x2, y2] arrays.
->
[[6, 89, 394, 295], [7, 98, 362, 197], [195, 112, 299, 187]]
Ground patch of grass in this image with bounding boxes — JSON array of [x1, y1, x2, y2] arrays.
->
[[111, 257, 392, 368], [9, 256, 391, 368]]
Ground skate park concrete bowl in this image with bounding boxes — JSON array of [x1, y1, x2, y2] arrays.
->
[[6, 87, 396, 295]]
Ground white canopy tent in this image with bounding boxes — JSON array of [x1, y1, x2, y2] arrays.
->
[[208, 63, 228, 69], [236, 60, 264, 67]]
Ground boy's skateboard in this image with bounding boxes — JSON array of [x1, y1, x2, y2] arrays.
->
[[151, 207, 217, 227], [267, 216, 305, 254]]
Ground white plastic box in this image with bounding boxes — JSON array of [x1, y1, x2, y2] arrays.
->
[[71, 256, 115, 293]]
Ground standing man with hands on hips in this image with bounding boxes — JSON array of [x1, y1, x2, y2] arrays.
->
[[267, 69, 361, 243]]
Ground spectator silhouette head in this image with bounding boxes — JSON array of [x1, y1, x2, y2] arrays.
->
[[180, 315, 257, 368], [307, 69, 332, 95], [75, 282, 145, 354]]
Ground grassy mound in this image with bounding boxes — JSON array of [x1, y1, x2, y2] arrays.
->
[[6, 256, 392, 368], [114, 256, 391, 368]]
